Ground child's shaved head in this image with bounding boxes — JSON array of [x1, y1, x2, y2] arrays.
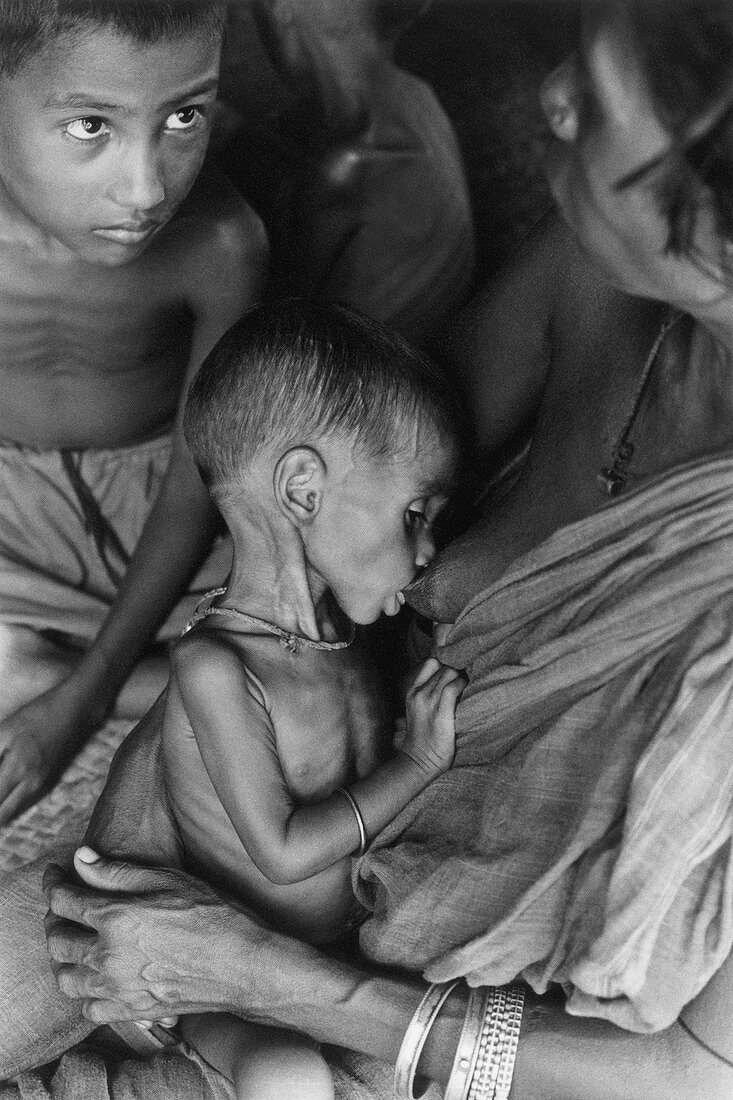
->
[[0, 0, 227, 76], [184, 299, 465, 500]]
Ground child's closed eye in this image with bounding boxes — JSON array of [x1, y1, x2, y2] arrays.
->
[[405, 506, 427, 529]]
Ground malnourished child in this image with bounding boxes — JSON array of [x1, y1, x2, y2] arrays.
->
[[161, 299, 466, 1098]]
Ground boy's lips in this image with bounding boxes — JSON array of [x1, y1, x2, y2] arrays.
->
[[383, 590, 407, 618], [92, 222, 159, 246]]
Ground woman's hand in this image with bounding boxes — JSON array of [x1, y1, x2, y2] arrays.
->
[[400, 657, 465, 778], [43, 848, 282, 1027]]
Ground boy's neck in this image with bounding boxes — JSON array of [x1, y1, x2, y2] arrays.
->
[[223, 519, 342, 644]]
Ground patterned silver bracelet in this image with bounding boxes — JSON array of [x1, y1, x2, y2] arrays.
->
[[443, 985, 525, 1100], [470, 986, 508, 1099], [394, 980, 461, 1099], [493, 985, 525, 1099], [335, 786, 367, 855]]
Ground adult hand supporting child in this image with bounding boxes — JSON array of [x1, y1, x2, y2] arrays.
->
[[43, 707, 329, 1034], [43, 852, 280, 1028]]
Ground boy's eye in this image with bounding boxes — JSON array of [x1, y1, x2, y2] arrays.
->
[[165, 106, 202, 131], [65, 117, 110, 141], [406, 506, 427, 528]]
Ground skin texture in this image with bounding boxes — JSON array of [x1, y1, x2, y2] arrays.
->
[[163, 431, 461, 935], [291, 432, 455, 624], [0, 22, 268, 822], [160, 429, 462, 1097], [41, 5, 733, 1097]]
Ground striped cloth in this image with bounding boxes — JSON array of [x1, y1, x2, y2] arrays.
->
[[358, 452, 733, 1032]]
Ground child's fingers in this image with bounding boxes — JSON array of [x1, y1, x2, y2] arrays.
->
[[408, 656, 442, 691], [412, 663, 464, 703], [436, 674, 466, 718]]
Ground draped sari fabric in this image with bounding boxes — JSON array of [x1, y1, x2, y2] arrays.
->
[[358, 453, 733, 1031]]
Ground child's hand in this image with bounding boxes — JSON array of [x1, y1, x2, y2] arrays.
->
[[400, 657, 465, 779]]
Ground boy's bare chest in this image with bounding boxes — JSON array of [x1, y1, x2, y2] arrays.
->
[[0, 247, 191, 369], [257, 648, 389, 801], [0, 247, 194, 446]]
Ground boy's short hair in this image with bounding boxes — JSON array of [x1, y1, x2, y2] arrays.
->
[[184, 298, 466, 498], [0, 0, 227, 76]]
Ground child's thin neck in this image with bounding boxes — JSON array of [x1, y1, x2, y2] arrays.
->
[[224, 527, 345, 644], [216, 581, 349, 645]]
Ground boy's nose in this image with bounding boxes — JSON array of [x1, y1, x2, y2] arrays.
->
[[414, 527, 436, 570], [113, 144, 165, 212], [540, 54, 581, 142]]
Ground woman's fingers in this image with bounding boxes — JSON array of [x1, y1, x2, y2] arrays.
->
[[43, 873, 99, 929], [45, 918, 96, 966]]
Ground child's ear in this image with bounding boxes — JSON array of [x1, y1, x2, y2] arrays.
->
[[274, 447, 325, 527]]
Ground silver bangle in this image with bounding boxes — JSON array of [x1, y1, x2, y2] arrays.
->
[[444, 986, 491, 1100], [493, 985, 525, 1100], [335, 786, 367, 856], [394, 980, 461, 1099], [470, 987, 507, 1099], [465, 985, 526, 1100]]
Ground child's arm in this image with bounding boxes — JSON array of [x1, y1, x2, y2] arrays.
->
[[71, 194, 268, 709], [0, 179, 268, 825], [176, 640, 464, 886]]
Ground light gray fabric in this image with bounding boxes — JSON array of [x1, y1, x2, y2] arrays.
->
[[358, 453, 733, 1032], [0, 437, 231, 642]]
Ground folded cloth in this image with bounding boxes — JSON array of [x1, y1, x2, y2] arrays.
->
[[0, 1045, 415, 1100], [357, 452, 733, 1031], [0, 436, 231, 643], [0, 1042, 235, 1100]]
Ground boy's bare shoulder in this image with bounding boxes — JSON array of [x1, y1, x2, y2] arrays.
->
[[158, 165, 268, 297], [171, 628, 266, 707], [180, 165, 267, 252]]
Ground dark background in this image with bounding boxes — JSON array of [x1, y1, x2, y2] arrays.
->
[[216, 1, 579, 285]]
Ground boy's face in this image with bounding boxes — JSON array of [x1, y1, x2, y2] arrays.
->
[[304, 424, 457, 625], [0, 23, 221, 265]]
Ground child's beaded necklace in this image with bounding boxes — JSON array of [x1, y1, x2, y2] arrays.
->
[[184, 588, 355, 655]]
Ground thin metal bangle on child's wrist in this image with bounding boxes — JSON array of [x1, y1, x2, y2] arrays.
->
[[335, 786, 367, 856]]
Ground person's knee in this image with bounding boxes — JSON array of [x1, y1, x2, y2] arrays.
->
[[233, 1037, 334, 1100]]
